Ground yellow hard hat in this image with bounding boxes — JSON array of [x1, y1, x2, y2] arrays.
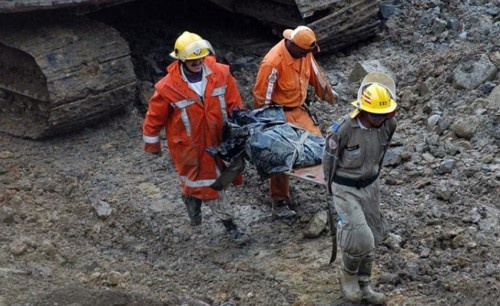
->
[[351, 83, 397, 117], [169, 31, 215, 62]]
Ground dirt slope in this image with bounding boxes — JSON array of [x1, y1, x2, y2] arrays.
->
[[0, 0, 498, 305]]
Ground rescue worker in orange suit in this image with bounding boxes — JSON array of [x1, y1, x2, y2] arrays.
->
[[143, 31, 249, 244], [323, 77, 398, 304], [253, 25, 338, 219]]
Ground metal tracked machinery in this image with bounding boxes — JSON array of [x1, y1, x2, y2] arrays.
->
[[0, 1, 136, 139], [206, 0, 382, 53], [0, 0, 382, 139]]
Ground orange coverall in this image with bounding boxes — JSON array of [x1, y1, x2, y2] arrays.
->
[[143, 55, 243, 200], [253, 39, 335, 201]]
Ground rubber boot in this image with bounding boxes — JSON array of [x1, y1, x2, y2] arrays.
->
[[358, 258, 387, 305], [272, 200, 297, 219], [340, 254, 362, 303], [182, 195, 202, 226], [222, 219, 249, 245]]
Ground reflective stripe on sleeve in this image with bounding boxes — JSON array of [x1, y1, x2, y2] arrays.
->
[[264, 68, 278, 105]]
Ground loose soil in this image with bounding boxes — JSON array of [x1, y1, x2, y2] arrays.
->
[[0, 0, 499, 305]]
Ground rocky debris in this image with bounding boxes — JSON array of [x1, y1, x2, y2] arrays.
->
[[302, 210, 327, 238], [348, 60, 394, 83], [0, 0, 499, 305], [452, 54, 498, 90], [34, 284, 175, 306], [89, 197, 113, 219]]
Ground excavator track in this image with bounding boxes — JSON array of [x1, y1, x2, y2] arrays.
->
[[206, 0, 382, 53], [0, 0, 136, 139], [0, 9, 136, 139], [0, 0, 382, 139]]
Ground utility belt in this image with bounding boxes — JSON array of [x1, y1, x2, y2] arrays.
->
[[332, 173, 379, 189]]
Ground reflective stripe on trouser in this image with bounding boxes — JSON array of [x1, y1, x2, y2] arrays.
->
[[332, 179, 383, 258], [204, 190, 234, 221]]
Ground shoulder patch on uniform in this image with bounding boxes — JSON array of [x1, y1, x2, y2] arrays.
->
[[328, 138, 338, 150], [331, 122, 340, 132], [330, 117, 346, 133]]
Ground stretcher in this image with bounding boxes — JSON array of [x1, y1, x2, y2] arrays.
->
[[284, 164, 325, 186], [211, 159, 326, 190], [284, 163, 337, 263]]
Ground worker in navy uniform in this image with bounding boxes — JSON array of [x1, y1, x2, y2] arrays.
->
[[323, 72, 398, 304]]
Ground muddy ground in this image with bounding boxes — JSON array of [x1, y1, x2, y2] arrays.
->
[[0, 0, 499, 305]]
